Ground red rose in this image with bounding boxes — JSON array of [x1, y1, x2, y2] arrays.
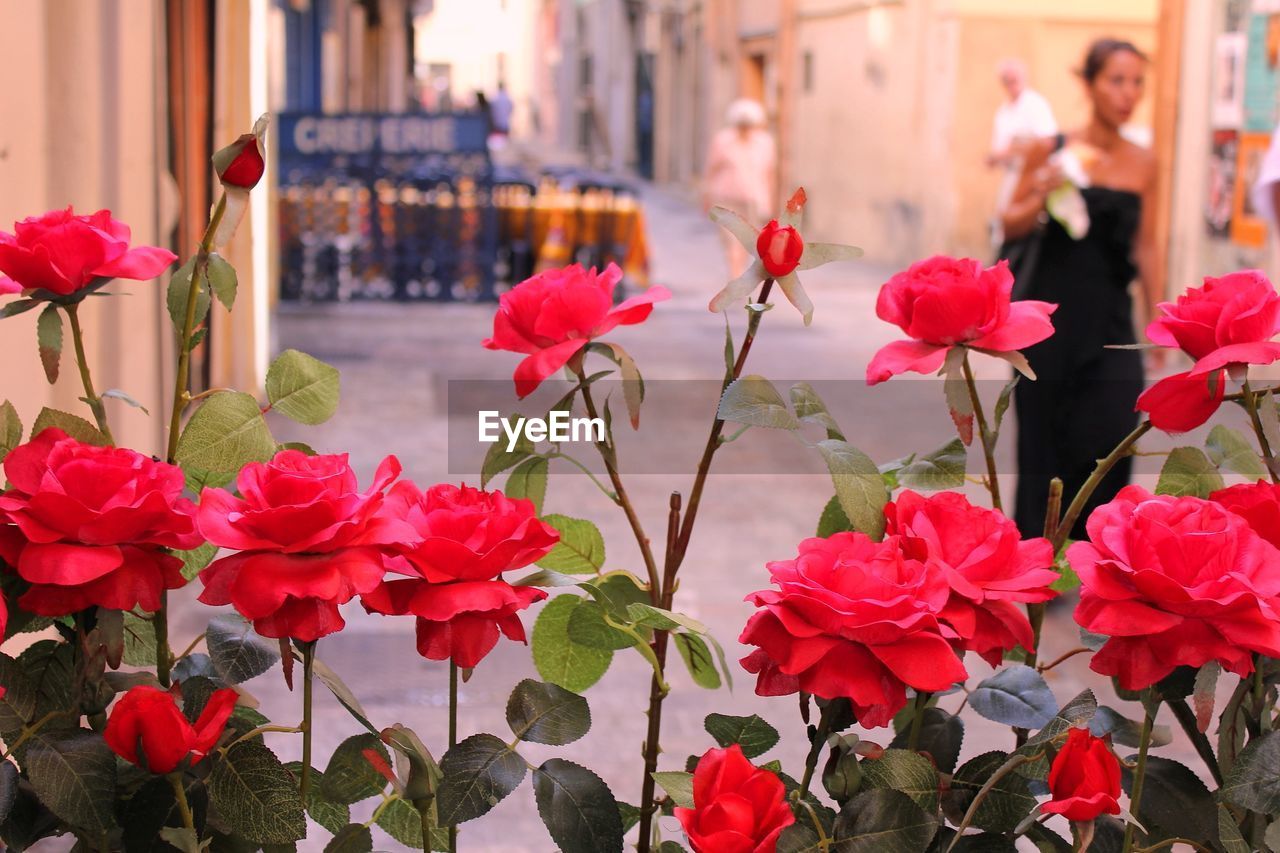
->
[[674, 745, 795, 853], [1041, 727, 1122, 822], [740, 532, 967, 728], [755, 220, 804, 278], [104, 685, 238, 774], [866, 256, 1056, 384], [1069, 485, 1280, 690], [213, 135, 265, 190], [482, 263, 671, 398], [196, 450, 411, 642], [885, 490, 1058, 665], [0, 429, 198, 615], [362, 482, 557, 667], [1138, 271, 1280, 432], [0, 208, 177, 297], [1212, 481, 1280, 548]]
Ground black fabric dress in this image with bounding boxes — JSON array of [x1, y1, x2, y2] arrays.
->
[[1012, 187, 1145, 541]]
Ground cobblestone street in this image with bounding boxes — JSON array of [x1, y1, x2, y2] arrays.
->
[[169, 185, 1173, 851]]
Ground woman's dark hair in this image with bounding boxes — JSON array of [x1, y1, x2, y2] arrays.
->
[[1081, 38, 1147, 83]]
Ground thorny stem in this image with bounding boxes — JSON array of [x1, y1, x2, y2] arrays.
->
[[155, 600, 172, 688], [1122, 694, 1156, 853], [1165, 697, 1223, 786], [796, 798, 834, 852], [414, 797, 435, 853], [449, 661, 459, 853], [907, 691, 931, 753], [1052, 421, 1153, 553], [1253, 654, 1271, 731], [961, 353, 1001, 512], [299, 640, 316, 803], [167, 773, 196, 832], [65, 303, 114, 444], [946, 752, 1040, 852], [799, 700, 839, 798], [1, 712, 65, 761], [1037, 647, 1091, 674], [1241, 379, 1280, 484], [222, 723, 304, 753]]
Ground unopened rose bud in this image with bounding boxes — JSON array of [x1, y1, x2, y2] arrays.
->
[[213, 134, 265, 190], [756, 219, 804, 277]]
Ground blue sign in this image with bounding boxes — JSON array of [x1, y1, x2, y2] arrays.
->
[[277, 112, 490, 159]]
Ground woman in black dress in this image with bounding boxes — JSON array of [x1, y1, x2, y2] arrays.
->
[[1004, 39, 1161, 540]]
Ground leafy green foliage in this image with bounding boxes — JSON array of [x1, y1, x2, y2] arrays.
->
[[718, 375, 800, 429], [816, 439, 888, 540], [321, 734, 392, 805], [505, 457, 549, 513], [175, 391, 275, 473], [537, 515, 606, 574], [32, 407, 107, 445], [166, 256, 209, 332], [507, 679, 591, 746], [673, 633, 721, 689], [207, 613, 280, 684], [1120, 756, 1215, 846], [207, 253, 238, 311], [532, 595, 613, 693], [209, 740, 307, 844], [1222, 731, 1280, 814], [36, 305, 61, 384], [968, 665, 1058, 729], [790, 382, 844, 439], [435, 733, 526, 825], [0, 400, 22, 457], [266, 349, 341, 425], [651, 771, 694, 809], [704, 713, 780, 759], [533, 759, 624, 853], [817, 494, 854, 537], [1156, 447, 1225, 498], [946, 751, 1035, 833], [1206, 425, 1269, 480], [832, 788, 937, 851], [889, 708, 963, 774], [26, 730, 117, 835], [858, 749, 939, 814]]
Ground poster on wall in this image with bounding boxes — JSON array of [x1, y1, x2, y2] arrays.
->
[[1231, 131, 1271, 247], [1244, 13, 1280, 131], [1214, 33, 1248, 128], [1255, 0, 1280, 14], [1208, 130, 1239, 238]]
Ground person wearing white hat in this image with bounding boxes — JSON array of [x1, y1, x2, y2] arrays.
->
[[703, 98, 777, 276]]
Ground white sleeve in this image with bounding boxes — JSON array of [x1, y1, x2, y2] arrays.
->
[[1027, 92, 1058, 137]]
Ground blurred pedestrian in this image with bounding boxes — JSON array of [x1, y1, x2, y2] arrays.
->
[[703, 99, 776, 277], [988, 59, 1058, 247], [492, 82, 514, 136], [1005, 38, 1158, 540]]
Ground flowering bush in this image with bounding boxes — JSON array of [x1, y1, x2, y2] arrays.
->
[[3, 121, 1280, 853]]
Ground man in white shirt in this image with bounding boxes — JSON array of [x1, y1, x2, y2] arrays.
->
[[988, 58, 1058, 247]]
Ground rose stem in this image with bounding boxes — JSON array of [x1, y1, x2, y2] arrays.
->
[[1241, 379, 1280, 484], [798, 699, 839, 798], [299, 640, 316, 803], [449, 660, 459, 853], [1121, 692, 1155, 853], [907, 691, 931, 753], [64, 303, 114, 444], [155, 191, 229, 689], [1052, 421, 1153, 553], [167, 772, 196, 832], [961, 351, 1001, 512], [635, 279, 776, 853]]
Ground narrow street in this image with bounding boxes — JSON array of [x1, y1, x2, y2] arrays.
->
[[174, 185, 1167, 851]]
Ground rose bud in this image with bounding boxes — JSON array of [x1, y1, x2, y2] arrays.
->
[[104, 685, 238, 774], [755, 220, 804, 278], [1040, 727, 1122, 822], [675, 744, 795, 853], [213, 134, 265, 190]]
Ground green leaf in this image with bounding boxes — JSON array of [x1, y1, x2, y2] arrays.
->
[[580, 571, 650, 617], [1206, 425, 1269, 480], [537, 514, 606, 574], [101, 389, 149, 414], [534, 758, 624, 853], [505, 457, 549, 514], [310, 656, 378, 735], [166, 256, 209, 333], [266, 349, 341, 425], [942, 347, 975, 446], [831, 788, 936, 851], [323, 823, 373, 853], [625, 603, 707, 634], [177, 541, 219, 581], [0, 759, 17, 826], [888, 708, 964, 774], [896, 438, 967, 491], [209, 739, 307, 843], [791, 382, 844, 440], [858, 749, 939, 814], [1221, 730, 1280, 814], [435, 733, 526, 825], [651, 771, 694, 809], [0, 298, 40, 319], [375, 796, 449, 849], [281, 765, 353, 836], [673, 633, 720, 689], [1156, 447, 1225, 498], [26, 730, 117, 834], [0, 654, 37, 741], [121, 775, 208, 853], [718, 375, 799, 430], [992, 375, 1019, 438], [947, 751, 1035, 833], [704, 714, 780, 759], [506, 679, 591, 746], [817, 494, 854, 537], [567, 599, 637, 650], [19, 640, 76, 723], [321, 734, 391, 805], [592, 341, 645, 429], [175, 391, 275, 473], [1219, 805, 1250, 853], [0, 400, 22, 457], [969, 665, 1058, 729], [207, 253, 238, 311], [36, 305, 62, 384], [1089, 706, 1172, 749], [532, 595, 613, 693], [207, 613, 280, 684], [816, 439, 888, 540], [122, 611, 157, 666], [32, 407, 108, 445], [480, 426, 534, 487], [1120, 756, 1214, 846]]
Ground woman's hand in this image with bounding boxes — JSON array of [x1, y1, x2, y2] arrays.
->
[[1030, 163, 1065, 200]]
